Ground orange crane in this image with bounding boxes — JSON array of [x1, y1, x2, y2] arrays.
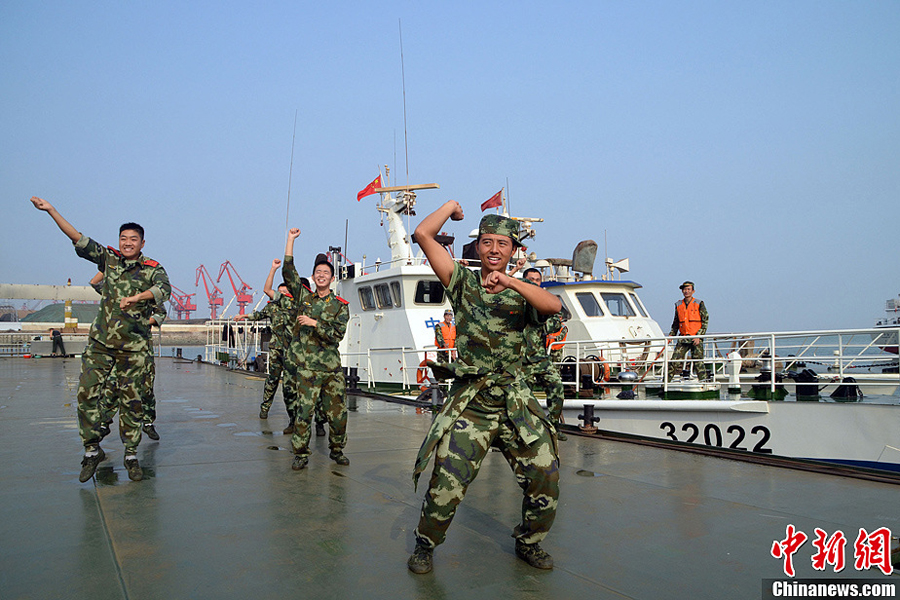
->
[[217, 261, 254, 315], [196, 265, 224, 319], [169, 285, 198, 320]]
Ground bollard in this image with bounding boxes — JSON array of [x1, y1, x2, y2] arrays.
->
[[577, 404, 600, 434]]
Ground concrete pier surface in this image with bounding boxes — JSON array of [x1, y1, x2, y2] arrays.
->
[[1, 357, 897, 600]]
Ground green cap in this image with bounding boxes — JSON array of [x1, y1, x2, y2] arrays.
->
[[679, 281, 695, 289], [478, 214, 521, 247]]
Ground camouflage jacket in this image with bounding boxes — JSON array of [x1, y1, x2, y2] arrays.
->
[[414, 262, 550, 487], [75, 235, 171, 352], [282, 256, 349, 372], [243, 292, 296, 351], [444, 263, 543, 373], [91, 278, 167, 327]]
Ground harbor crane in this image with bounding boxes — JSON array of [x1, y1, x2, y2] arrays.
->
[[217, 261, 253, 315], [169, 285, 198, 320], [195, 265, 224, 320]]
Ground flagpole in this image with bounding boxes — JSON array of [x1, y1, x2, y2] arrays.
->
[[505, 177, 510, 216], [285, 109, 298, 244]]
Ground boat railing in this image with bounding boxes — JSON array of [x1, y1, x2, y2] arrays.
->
[[343, 345, 456, 392], [553, 327, 900, 397], [353, 255, 428, 276], [204, 318, 268, 371], [0, 332, 38, 356]]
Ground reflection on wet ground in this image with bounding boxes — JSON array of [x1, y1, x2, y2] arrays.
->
[[0, 357, 897, 599]]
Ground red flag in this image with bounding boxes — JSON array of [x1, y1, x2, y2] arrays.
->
[[481, 189, 503, 212], [357, 175, 382, 201]]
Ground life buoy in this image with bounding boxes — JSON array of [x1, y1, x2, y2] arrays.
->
[[588, 355, 610, 383], [416, 359, 430, 392]]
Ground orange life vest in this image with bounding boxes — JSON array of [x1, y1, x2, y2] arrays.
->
[[546, 326, 567, 351], [676, 299, 702, 336], [436, 323, 456, 348]]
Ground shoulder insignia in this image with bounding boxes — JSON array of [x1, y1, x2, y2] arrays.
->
[[336, 295, 349, 305], [106, 245, 123, 257], [143, 259, 160, 267]]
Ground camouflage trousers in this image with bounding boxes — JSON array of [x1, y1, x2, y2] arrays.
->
[[414, 399, 560, 549], [286, 369, 346, 458], [668, 340, 707, 381], [530, 360, 565, 429], [261, 346, 294, 419], [100, 350, 156, 425], [78, 341, 148, 453]]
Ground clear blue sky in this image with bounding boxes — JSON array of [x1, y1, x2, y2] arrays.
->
[[2, 1, 898, 331]]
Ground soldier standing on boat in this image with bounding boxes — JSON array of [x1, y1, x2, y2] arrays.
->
[[433, 309, 456, 363], [667, 281, 709, 381], [234, 259, 298, 433], [281, 229, 350, 470], [521, 267, 568, 441], [30, 196, 171, 483], [408, 204, 561, 575]]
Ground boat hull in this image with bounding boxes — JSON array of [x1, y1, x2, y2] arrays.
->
[[562, 400, 900, 474]]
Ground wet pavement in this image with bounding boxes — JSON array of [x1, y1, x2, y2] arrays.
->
[[0, 356, 897, 600]]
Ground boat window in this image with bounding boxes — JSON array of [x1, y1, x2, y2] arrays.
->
[[575, 292, 604, 317], [414, 281, 445, 305], [374, 284, 393, 309], [358, 287, 376, 311], [390, 281, 402, 308], [600, 292, 636, 317], [628, 292, 648, 317], [557, 296, 573, 321]]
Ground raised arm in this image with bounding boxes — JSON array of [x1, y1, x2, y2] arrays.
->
[[30, 197, 82, 243], [413, 200, 464, 287], [263, 259, 280, 300]]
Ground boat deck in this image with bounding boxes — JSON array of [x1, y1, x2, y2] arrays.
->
[[1, 357, 897, 599]]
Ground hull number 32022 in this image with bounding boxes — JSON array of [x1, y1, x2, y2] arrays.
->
[[659, 422, 773, 454]]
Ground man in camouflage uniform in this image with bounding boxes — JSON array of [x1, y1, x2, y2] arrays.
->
[[92, 271, 168, 442], [667, 280, 709, 382], [408, 204, 562, 574], [31, 196, 170, 483], [521, 268, 567, 441], [433, 309, 456, 363], [281, 229, 350, 470], [234, 259, 297, 431]]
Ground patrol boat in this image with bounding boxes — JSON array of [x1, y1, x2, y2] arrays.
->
[[204, 170, 900, 477], [325, 169, 667, 398]]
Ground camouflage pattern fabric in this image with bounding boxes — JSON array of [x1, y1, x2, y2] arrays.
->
[[79, 342, 149, 453], [433, 323, 456, 363], [96, 293, 165, 426], [668, 340, 708, 381], [74, 235, 171, 352], [73, 235, 170, 451], [282, 256, 348, 373], [412, 262, 559, 548], [668, 298, 709, 381], [521, 298, 566, 429], [286, 370, 346, 457], [281, 255, 349, 456], [244, 292, 297, 418], [668, 299, 709, 337]]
